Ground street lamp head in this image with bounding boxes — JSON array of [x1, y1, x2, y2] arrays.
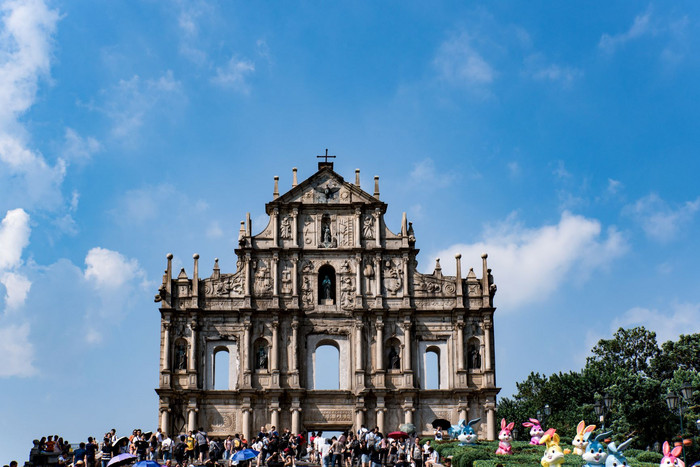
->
[[696, 419, 700, 432], [666, 392, 679, 411], [536, 410, 542, 420], [594, 401, 603, 416], [603, 392, 613, 409], [544, 404, 551, 416], [680, 382, 694, 400]]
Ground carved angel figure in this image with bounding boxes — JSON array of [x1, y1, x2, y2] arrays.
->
[[315, 183, 340, 201]]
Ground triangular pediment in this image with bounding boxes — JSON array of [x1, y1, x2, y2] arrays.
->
[[267, 166, 385, 211]]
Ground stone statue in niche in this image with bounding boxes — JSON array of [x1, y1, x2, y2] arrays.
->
[[321, 275, 332, 300], [388, 346, 401, 370], [364, 260, 374, 294], [280, 216, 292, 240], [301, 277, 313, 307], [253, 260, 272, 295], [319, 214, 337, 248], [468, 345, 481, 370], [175, 342, 187, 370], [340, 276, 355, 309], [363, 215, 375, 239], [256, 345, 268, 370]]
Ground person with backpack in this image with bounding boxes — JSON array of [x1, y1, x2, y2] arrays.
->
[[174, 435, 187, 465]]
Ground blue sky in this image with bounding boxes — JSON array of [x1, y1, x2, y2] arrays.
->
[[2, 0, 700, 461]]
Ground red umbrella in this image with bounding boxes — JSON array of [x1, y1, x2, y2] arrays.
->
[[388, 431, 409, 440]]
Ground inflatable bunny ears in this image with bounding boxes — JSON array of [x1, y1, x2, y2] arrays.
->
[[500, 418, 515, 432], [576, 421, 595, 435], [663, 441, 683, 458], [467, 418, 481, 427], [585, 431, 613, 443], [608, 438, 634, 454], [539, 428, 560, 447]]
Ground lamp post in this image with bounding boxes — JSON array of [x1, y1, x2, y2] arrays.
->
[[594, 393, 613, 431], [665, 382, 696, 467]]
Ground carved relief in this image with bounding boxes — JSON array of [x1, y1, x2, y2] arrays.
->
[[205, 268, 245, 298], [382, 259, 403, 295], [281, 264, 292, 295], [301, 277, 313, 308], [305, 408, 353, 422], [280, 216, 292, 240], [314, 181, 340, 203], [340, 260, 352, 274], [207, 409, 236, 432], [338, 216, 354, 246], [340, 276, 356, 310], [302, 260, 314, 274], [253, 259, 272, 296], [303, 215, 315, 245], [362, 214, 374, 239]]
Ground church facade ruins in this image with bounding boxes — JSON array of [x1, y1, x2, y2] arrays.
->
[[154, 160, 500, 440]]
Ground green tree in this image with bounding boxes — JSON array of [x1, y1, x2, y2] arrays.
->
[[587, 327, 661, 377]]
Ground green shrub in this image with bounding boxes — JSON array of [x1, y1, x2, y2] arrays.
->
[[633, 450, 663, 463]]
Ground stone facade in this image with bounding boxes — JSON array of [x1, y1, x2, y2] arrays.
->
[[155, 162, 500, 440]]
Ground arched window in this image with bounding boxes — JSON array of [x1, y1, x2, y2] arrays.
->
[[254, 338, 269, 371], [174, 338, 188, 370], [318, 264, 336, 304], [314, 342, 340, 389], [425, 346, 440, 389], [213, 347, 230, 390]]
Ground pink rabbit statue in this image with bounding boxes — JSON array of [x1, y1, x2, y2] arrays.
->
[[660, 441, 685, 467], [495, 418, 515, 455], [522, 418, 545, 445]]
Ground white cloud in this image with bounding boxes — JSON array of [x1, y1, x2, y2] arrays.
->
[[612, 303, 700, 345], [599, 11, 652, 54], [102, 71, 184, 140], [0, 0, 65, 212], [409, 158, 458, 189], [0, 323, 35, 377], [62, 127, 100, 163], [0, 208, 30, 270], [524, 54, 581, 87], [552, 160, 571, 179], [625, 193, 700, 243], [607, 178, 622, 195], [434, 32, 494, 87], [206, 221, 224, 239], [84, 247, 143, 289], [430, 211, 627, 311], [212, 56, 255, 93], [1, 271, 31, 310]]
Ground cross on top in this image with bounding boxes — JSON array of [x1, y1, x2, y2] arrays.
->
[[317, 148, 336, 163]]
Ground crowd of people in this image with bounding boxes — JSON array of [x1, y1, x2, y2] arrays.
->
[[21, 426, 441, 467]]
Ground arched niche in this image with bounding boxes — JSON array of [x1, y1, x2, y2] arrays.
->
[[253, 337, 270, 371], [173, 338, 188, 371], [467, 337, 482, 371], [385, 337, 402, 371], [205, 340, 238, 390], [306, 334, 351, 390], [317, 264, 336, 304]]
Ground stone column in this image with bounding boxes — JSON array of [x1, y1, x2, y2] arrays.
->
[[355, 323, 363, 372], [374, 254, 381, 297], [459, 407, 468, 422], [242, 408, 252, 442], [244, 254, 251, 296], [404, 408, 413, 425], [273, 208, 279, 246], [162, 322, 171, 371], [291, 320, 299, 373], [271, 407, 280, 429], [272, 254, 279, 297], [484, 319, 493, 371], [402, 322, 412, 371], [188, 406, 198, 432], [374, 209, 381, 248], [355, 254, 362, 299], [188, 321, 197, 372], [291, 408, 301, 434], [291, 257, 299, 297], [355, 408, 365, 433], [160, 407, 170, 433], [271, 322, 279, 371], [376, 408, 386, 434], [485, 400, 496, 440], [354, 208, 362, 247], [243, 320, 251, 374], [457, 321, 465, 371], [402, 255, 409, 296], [292, 209, 299, 246], [376, 321, 384, 371]]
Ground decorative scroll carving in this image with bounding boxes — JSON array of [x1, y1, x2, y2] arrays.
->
[[281, 264, 292, 295], [305, 408, 353, 422], [204, 268, 245, 298], [207, 409, 236, 432]]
